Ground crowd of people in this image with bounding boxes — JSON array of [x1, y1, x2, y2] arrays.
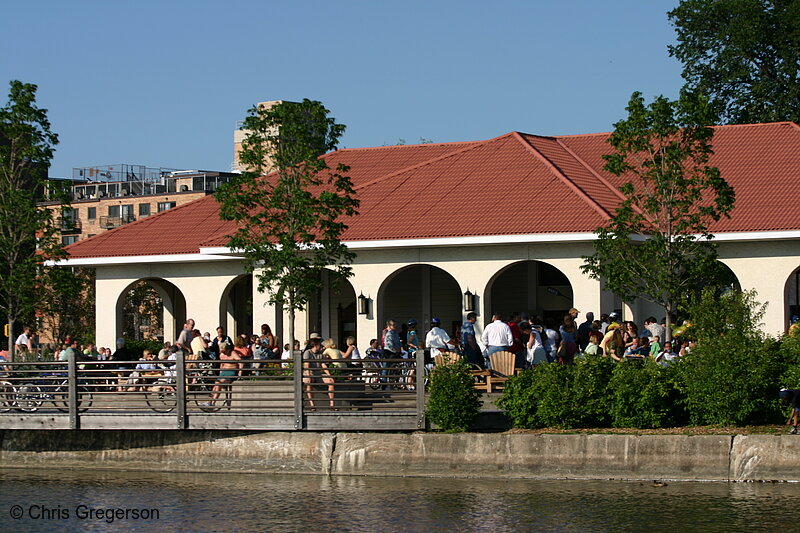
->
[[376, 309, 694, 372], [1, 310, 696, 405]]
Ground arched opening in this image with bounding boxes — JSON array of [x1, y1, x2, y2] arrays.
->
[[485, 260, 573, 324], [714, 261, 741, 294], [785, 266, 800, 330], [219, 274, 253, 338], [115, 278, 186, 343], [378, 264, 461, 342], [307, 270, 357, 345]]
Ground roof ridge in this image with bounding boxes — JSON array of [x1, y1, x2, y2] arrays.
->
[[353, 134, 512, 192], [553, 137, 628, 205], [512, 132, 612, 220], [336, 140, 481, 152]]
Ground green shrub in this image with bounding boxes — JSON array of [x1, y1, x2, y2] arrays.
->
[[566, 357, 615, 428], [497, 368, 541, 429], [499, 357, 614, 429], [779, 334, 800, 388], [124, 338, 164, 359], [426, 360, 483, 432], [608, 359, 682, 428], [679, 289, 784, 425]]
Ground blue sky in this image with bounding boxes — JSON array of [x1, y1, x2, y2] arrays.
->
[[2, 1, 683, 177]]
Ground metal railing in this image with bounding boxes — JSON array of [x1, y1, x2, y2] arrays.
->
[[99, 214, 136, 229], [57, 217, 82, 234], [0, 350, 426, 431]]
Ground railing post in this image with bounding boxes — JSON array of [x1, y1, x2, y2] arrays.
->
[[416, 348, 426, 429], [176, 351, 187, 429], [293, 350, 303, 429], [67, 352, 79, 430]]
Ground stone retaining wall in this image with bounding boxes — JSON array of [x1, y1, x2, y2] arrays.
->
[[2, 431, 800, 481]]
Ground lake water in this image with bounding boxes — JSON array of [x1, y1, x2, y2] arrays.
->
[[0, 468, 797, 532]]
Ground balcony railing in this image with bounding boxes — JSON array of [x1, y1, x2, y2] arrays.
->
[[99, 214, 136, 229], [57, 217, 82, 234]]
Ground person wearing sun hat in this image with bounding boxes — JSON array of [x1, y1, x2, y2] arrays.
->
[[600, 314, 624, 361]]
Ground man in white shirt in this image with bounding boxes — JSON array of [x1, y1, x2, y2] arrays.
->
[[15, 326, 33, 353], [425, 318, 451, 358], [481, 313, 513, 368]]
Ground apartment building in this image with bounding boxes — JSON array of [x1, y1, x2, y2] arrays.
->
[[43, 164, 237, 245]]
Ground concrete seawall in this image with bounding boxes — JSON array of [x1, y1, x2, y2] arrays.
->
[[3, 431, 800, 482]]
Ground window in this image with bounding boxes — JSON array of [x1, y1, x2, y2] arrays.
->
[[87, 207, 96, 220], [108, 205, 120, 218], [139, 203, 151, 217], [157, 201, 176, 212], [62, 235, 79, 245]]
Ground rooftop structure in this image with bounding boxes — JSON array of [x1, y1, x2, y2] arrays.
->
[[43, 164, 238, 245]]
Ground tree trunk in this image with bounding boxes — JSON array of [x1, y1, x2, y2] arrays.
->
[[664, 304, 673, 343], [7, 316, 14, 363]]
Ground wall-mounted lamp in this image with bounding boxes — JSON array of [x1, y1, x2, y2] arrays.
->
[[463, 289, 475, 312], [357, 293, 370, 315]]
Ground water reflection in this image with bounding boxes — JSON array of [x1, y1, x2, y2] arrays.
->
[[0, 468, 797, 532]]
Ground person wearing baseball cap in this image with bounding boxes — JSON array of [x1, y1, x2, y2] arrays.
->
[[425, 317, 451, 359]]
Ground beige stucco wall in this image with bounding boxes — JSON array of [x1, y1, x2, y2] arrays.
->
[[345, 242, 603, 349], [95, 260, 244, 350], [719, 240, 800, 336], [92, 238, 800, 350]]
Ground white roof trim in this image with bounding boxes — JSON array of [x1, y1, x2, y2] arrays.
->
[[53, 230, 800, 266], [49, 253, 239, 267], [199, 232, 601, 256], [711, 230, 800, 241]]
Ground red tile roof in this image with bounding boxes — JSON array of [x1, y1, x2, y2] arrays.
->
[[65, 122, 800, 259]]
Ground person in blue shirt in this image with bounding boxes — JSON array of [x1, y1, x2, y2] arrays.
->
[[406, 319, 421, 353], [461, 312, 482, 368]]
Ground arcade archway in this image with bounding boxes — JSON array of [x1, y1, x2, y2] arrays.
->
[[220, 274, 253, 338], [115, 278, 186, 342], [378, 264, 461, 341], [485, 260, 573, 324]]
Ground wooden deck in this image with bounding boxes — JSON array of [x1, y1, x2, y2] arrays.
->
[[0, 354, 427, 431]]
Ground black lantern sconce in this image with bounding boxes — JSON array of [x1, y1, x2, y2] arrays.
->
[[463, 289, 475, 312], [357, 293, 370, 315]]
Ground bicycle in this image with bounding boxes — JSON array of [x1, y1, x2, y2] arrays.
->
[[144, 379, 177, 413], [0, 380, 17, 412], [14, 376, 93, 413], [189, 366, 231, 412]]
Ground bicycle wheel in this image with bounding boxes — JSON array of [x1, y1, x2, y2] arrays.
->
[[194, 379, 221, 412], [145, 389, 177, 413], [15, 384, 42, 412], [54, 383, 93, 413], [0, 382, 15, 412]]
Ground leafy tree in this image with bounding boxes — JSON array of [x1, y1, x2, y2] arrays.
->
[[216, 99, 358, 355], [581, 91, 735, 340], [677, 288, 783, 425], [121, 280, 163, 340], [0, 80, 67, 359], [668, 0, 800, 124], [38, 266, 96, 345]]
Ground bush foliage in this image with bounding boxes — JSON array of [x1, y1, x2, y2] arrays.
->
[[124, 338, 164, 359], [678, 289, 784, 426], [426, 360, 482, 432], [499, 289, 792, 430]]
